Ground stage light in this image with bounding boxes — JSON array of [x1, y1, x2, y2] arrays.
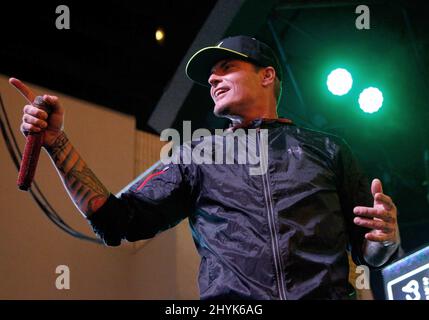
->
[[358, 87, 383, 113], [155, 28, 165, 43], [326, 68, 353, 96]]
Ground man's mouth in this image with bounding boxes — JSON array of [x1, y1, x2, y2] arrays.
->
[[214, 87, 229, 99]]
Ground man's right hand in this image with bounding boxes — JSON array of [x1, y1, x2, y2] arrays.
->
[[10, 78, 110, 217], [10, 78, 65, 148]]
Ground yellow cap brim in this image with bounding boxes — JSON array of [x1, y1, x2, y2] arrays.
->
[[185, 46, 249, 87]]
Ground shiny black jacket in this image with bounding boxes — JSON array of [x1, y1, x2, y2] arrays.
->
[[88, 119, 373, 299]]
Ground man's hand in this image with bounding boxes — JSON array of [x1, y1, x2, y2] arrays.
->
[[10, 78, 65, 148], [353, 178, 399, 243], [10, 77, 109, 217]]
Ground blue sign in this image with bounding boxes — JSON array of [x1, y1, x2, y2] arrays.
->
[[382, 245, 429, 300]]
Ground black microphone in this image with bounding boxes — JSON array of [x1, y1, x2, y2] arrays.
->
[[17, 96, 51, 191]]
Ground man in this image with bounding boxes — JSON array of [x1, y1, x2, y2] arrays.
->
[[16, 35, 400, 299]]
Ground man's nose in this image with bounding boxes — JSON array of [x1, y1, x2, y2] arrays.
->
[[208, 73, 221, 87]]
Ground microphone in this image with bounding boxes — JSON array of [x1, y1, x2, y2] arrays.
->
[[17, 96, 51, 191]]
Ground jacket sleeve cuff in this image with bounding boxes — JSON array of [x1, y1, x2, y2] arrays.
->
[[86, 194, 127, 246]]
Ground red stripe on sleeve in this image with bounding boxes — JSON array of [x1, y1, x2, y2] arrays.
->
[[136, 168, 169, 191]]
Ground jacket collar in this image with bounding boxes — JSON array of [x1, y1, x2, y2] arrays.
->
[[227, 117, 293, 132]]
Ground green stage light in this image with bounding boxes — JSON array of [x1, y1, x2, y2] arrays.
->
[[358, 87, 383, 113], [326, 68, 353, 96]]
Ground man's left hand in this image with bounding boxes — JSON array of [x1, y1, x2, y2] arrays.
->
[[353, 178, 399, 243]]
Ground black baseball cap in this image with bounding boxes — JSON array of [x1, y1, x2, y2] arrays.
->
[[186, 35, 283, 87]]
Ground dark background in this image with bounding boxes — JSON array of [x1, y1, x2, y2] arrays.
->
[[1, 0, 428, 259]]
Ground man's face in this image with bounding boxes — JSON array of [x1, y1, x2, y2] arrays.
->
[[208, 59, 263, 119]]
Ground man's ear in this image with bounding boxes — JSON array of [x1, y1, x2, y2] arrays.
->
[[261, 67, 276, 87]]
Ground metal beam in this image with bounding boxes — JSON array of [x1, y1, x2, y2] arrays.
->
[[267, 19, 307, 118]]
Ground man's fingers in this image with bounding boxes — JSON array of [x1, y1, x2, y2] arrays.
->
[[22, 114, 48, 129], [42, 94, 59, 105], [354, 216, 394, 233], [374, 193, 394, 210], [371, 178, 383, 197], [9, 78, 36, 103], [353, 206, 393, 221], [21, 122, 41, 133], [23, 105, 49, 120], [364, 231, 390, 242]]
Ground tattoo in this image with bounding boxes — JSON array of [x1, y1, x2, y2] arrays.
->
[[75, 185, 86, 199], [79, 190, 92, 206], [47, 132, 69, 159], [70, 166, 109, 196], [87, 195, 109, 215], [46, 132, 110, 217], [70, 178, 80, 190]]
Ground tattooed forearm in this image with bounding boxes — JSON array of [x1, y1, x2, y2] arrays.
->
[[46, 132, 110, 217], [70, 166, 110, 195], [48, 132, 69, 159]]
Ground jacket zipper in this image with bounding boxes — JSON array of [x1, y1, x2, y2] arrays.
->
[[257, 129, 287, 300]]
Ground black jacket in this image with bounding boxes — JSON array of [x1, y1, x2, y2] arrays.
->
[[88, 118, 373, 299]]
